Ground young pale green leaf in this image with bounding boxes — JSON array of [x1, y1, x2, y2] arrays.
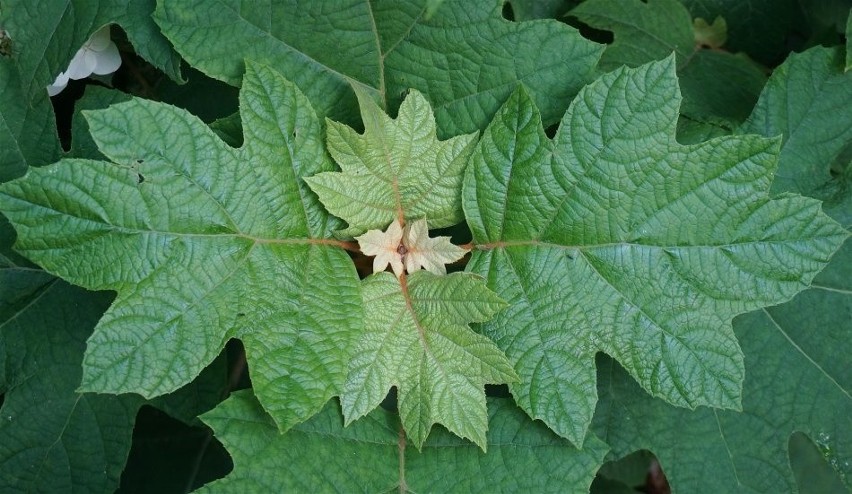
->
[[197, 390, 608, 492], [680, 0, 796, 65], [693, 16, 727, 49], [154, 0, 603, 135], [341, 271, 516, 450], [0, 61, 362, 434], [0, 276, 142, 492], [305, 88, 477, 237], [462, 57, 848, 446], [739, 46, 852, 223]]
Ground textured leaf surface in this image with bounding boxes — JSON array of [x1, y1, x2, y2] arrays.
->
[[0, 275, 142, 492], [305, 88, 477, 236], [0, 61, 362, 434], [571, 0, 694, 70], [69, 86, 132, 160], [154, 0, 603, 135], [0, 60, 60, 182], [739, 46, 852, 224], [586, 49, 852, 491], [0, 0, 182, 98], [462, 58, 847, 446], [197, 390, 608, 492], [592, 236, 852, 492], [572, 0, 767, 123], [341, 271, 516, 449]]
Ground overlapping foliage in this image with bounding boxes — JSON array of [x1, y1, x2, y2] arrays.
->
[[0, 0, 849, 492]]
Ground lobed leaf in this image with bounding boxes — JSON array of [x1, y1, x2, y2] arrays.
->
[[154, 0, 603, 135], [0, 275, 141, 492], [462, 57, 848, 446], [592, 237, 852, 491], [197, 390, 608, 492], [305, 88, 477, 237], [572, 0, 767, 124], [0, 61, 362, 434], [341, 271, 516, 450], [739, 45, 852, 223], [571, 0, 694, 70]]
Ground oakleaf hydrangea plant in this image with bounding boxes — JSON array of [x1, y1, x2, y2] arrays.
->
[[0, 0, 850, 492]]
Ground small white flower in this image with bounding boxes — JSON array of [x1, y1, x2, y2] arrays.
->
[[355, 219, 467, 278], [356, 219, 406, 278], [47, 26, 121, 96]]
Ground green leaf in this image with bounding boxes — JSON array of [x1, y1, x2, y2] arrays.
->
[[676, 50, 767, 122], [0, 60, 60, 182], [593, 46, 852, 493], [847, 9, 852, 72], [592, 236, 852, 491], [790, 432, 850, 493], [462, 58, 847, 446], [508, 0, 576, 21], [0, 61, 362, 434], [571, 0, 695, 70], [739, 46, 852, 223], [305, 88, 477, 237], [197, 390, 608, 492], [69, 86, 132, 160], [341, 271, 516, 450], [154, 0, 603, 135], [0, 277, 143, 492], [571, 0, 767, 123], [0, 0, 182, 98]]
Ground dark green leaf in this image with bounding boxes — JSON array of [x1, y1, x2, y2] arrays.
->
[[154, 0, 603, 136], [0, 278, 142, 492], [739, 46, 852, 223], [197, 390, 608, 492], [572, 0, 768, 123]]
